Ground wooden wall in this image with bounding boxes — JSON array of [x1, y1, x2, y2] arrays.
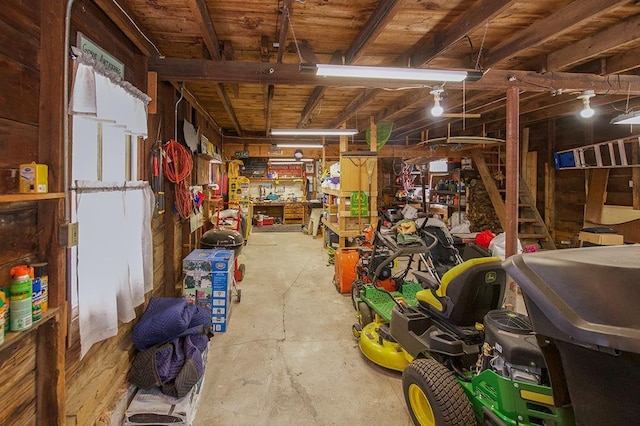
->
[[526, 115, 638, 244], [0, 2, 43, 424]]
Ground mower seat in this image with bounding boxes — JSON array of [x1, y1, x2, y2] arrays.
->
[[415, 257, 506, 326]]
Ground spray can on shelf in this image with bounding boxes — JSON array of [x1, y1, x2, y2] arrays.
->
[[9, 265, 33, 331], [0, 292, 6, 344], [31, 262, 48, 315]]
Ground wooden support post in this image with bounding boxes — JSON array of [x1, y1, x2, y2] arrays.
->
[[544, 120, 556, 240], [505, 87, 520, 259], [633, 142, 640, 209]]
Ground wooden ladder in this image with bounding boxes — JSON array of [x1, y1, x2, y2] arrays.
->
[[471, 150, 556, 250]]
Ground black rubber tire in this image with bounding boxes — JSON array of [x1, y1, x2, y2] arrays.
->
[[351, 279, 364, 310], [402, 358, 476, 426], [357, 301, 373, 327]]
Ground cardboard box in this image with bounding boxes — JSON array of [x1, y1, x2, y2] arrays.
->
[[19, 163, 48, 193], [578, 231, 624, 246], [183, 249, 234, 332]]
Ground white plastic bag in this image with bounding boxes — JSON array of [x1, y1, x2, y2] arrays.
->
[[449, 220, 471, 234], [488, 232, 523, 260]]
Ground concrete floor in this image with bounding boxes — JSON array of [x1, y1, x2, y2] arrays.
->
[[193, 232, 413, 426]]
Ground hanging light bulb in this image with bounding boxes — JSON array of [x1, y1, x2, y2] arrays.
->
[[578, 90, 595, 118], [430, 85, 445, 117]]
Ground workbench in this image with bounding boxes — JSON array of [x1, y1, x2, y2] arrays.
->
[[253, 201, 307, 225]]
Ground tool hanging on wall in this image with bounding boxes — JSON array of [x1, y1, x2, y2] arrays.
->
[[163, 138, 194, 219], [150, 118, 165, 215]]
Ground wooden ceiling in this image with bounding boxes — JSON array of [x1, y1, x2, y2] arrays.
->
[[98, 0, 640, 145]]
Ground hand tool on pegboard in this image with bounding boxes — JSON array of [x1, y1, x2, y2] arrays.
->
[[150, 118, 165, 215]]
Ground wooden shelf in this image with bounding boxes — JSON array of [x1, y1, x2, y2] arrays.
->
[[0, 192, 65, 202], [251, 177, 304, 182], [322, 218, 362, 238], [0, 307, 60, 354]]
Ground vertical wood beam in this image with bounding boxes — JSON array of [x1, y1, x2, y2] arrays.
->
[[544, 120, 556, 239], [505, 87, 519, 258], [633, 142, 640, 209], [584, 169, 609, 224], [38, 1, 66, 424]]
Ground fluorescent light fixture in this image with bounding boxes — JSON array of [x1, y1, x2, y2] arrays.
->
[[268, 160, 313, 165], [316, 64, 483, 82], [271, 128, 358, 136], [610, 111, 640, 125], [269, 158, 313, 162], [276, 143, 324, 148]]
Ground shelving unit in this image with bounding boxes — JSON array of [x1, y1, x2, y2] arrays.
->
[[0, 191, 65, 424], [322, 154, 378, 248], [428, 169, 474, 223]]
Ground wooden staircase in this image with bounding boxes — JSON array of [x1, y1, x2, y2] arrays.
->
[[471, 150, 556, 250]]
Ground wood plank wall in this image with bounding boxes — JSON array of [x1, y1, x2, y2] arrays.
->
[[527, 115, 638, 244], [0, 2, 43, 424]]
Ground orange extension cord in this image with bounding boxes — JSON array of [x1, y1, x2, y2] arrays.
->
[[162, 139, 194, 219]]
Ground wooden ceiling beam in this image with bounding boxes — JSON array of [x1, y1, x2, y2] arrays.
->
[[602, 50, 640, 75], [92, 0, 157, 57], [483, 0, 627, 68], [344, 0, 406, 65], [149, 58, 640, 95], [277, 0, 294, 64], [547, 14, 640, 71], [410, 0, 516, 67], [187, 0, 221, 60], [297, 51, 342, 128], [297, 2, 404, 128], [335, 0, 515, 129], [187, 0, 242, 136], [329, 89, 378, 128]]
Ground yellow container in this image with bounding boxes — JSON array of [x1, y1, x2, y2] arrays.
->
[[19, 162, 48, 193]]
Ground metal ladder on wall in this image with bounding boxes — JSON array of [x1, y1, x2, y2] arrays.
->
[[472, 150, 556, 250], [554, 136, 640, 170]]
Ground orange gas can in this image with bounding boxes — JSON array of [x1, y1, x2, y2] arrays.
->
[[334, 248, 359, 294]]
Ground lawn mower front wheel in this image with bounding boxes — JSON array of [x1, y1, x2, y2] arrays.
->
[[402, 358, 476, 426]]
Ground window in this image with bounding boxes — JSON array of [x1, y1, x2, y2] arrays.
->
[[68, 50, 151, 357]]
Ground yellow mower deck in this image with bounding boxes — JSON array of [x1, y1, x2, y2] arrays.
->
[[357, 321, 413, 371]]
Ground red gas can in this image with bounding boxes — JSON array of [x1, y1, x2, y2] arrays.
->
[[334, 248, 359, 294]]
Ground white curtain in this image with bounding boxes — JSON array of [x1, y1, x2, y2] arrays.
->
[[75, 181, 154, 358], [68, 45, 153, 357], [69, 47, 149, 137]]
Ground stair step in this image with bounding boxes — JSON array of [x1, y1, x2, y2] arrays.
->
[[518, 218, 538, 223], [518, 233, 549, 240]]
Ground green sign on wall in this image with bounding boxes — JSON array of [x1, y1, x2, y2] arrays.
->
[[350, 191, 369, 216]]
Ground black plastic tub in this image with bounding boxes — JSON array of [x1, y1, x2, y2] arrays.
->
[[200, 229, 244, 257]]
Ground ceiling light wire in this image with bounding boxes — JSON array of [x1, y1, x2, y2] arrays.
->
[[474, 21, 489, 71], [286, 8, 304, 64], [111, 0, 163, 57]]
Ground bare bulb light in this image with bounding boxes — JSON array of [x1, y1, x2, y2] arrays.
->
[[430, 85, 445, 117], [577, 90, 595, 119], [580, 106, 594, 118]]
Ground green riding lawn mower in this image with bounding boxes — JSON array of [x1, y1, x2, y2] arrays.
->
[[353, 229, 640, 425]]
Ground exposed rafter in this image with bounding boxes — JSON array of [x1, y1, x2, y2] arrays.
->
[[149, 58, 640, 95], [547, 13, 640, 71], [187, 0, 242, 136], [409, 0, 516, 67], [483, 0, 628, 68], [297, 1, 405, 128]]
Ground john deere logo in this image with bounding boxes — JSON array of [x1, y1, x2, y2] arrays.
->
[[485, 271, 497, 283]]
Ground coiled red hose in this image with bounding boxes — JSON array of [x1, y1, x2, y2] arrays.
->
[[162, 139, 194, 218]]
